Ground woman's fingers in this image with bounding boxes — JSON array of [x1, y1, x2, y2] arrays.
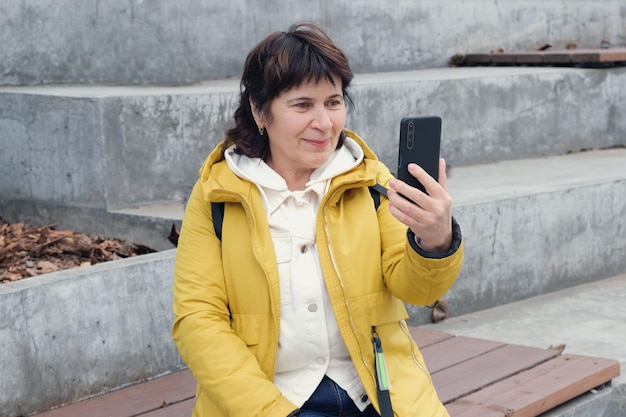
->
[[388, 160, 453, 252]]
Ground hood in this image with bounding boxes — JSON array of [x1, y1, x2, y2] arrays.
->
[[199, 129, 382, 203]]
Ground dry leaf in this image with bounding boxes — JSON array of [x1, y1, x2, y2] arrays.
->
[[0, 217, 156, 283]]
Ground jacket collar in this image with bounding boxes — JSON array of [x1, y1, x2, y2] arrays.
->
[[200, 129, 382, 203]]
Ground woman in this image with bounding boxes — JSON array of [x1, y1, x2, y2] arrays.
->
[[172, 21, 463, 417]]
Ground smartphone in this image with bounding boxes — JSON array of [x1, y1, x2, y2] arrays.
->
[[397, 116, 442, 195]]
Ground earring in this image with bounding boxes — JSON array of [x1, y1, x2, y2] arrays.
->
[[259, 127, 265, 136]]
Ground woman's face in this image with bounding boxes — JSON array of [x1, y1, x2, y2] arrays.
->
[[259, 76, 347, 182]]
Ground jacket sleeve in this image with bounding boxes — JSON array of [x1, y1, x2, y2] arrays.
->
[[376, 170, 464, 306], [172, 180, 298, 417]]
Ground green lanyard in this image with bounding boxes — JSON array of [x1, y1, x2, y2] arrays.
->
[[372, 327, 394, 417]]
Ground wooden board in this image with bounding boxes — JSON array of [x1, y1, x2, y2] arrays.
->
[[445, 354, 621, 417], [420, 334, 505, 373], [446, 402, 510, 417], [432, 344, 561, 404], [409, 326, 454, 348], [33, 328, 620, 417], [35, 370, 195, 417], [141, 399, 194, 417], [462, 47, 626, 67]]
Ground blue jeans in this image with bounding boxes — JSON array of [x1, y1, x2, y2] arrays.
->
[[299, 375, 380, 417]]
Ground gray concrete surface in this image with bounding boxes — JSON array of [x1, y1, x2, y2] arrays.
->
[[406, 147, 626, 323], [2, 67, 625, 213], [1, 178, 623, 416], [1, 0, 624, 86], [1, 149, 624, 416], [4, 147, 623, 318], [2, 2, 624, 416], [0, 249, 183, 417], [424, 273, 626, 417], [2, 146, 625, 311]]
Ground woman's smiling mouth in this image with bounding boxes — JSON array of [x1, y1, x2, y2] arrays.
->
[[303, 138, 331, 148]]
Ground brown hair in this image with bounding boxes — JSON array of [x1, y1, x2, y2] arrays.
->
[[225, 21, 354, 159]]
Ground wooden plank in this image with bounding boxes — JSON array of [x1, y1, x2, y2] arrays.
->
[[597, 48, 626, 62], [542, 50, 593, 64], [446, 401, 507, 417], [432, 344, 560, 404], [463, 47, 626, 66], [465, 53, 494, 65], [421, 335, 505, 374], [140, 398, 194, 417], [35, 370, 196, 417], [31, 329, 622, 417], [564, 48, 626, 62], [568, 51, 602, 64], [408, 326, 454, 348], [489, 54, 517, 64], [513, 52, 545, 64], [445, 354, 621, 417]]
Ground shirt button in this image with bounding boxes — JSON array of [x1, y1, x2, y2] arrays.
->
[[361, 395, 369, 403], [308, 304, 318, 312], [300, 245, 308, 253], [316, 357, 326, 365]]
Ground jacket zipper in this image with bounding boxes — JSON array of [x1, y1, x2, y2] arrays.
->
[[399, 321, 431, 378], [322, 187, 375, 380]]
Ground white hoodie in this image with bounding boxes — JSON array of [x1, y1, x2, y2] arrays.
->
[[224, 138, 372, 410]]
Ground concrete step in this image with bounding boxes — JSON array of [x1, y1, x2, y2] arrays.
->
[[1, 66, 624, 215], [20, 147, 626, 315], [1, 0, 624, 86], [407, 147, 626, 323], [0, 250, 182, 417], [422, 272, 626, 417], [2, 148, 624, 416]]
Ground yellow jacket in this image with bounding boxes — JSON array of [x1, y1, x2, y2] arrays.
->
[[172, 130, 463, 417]]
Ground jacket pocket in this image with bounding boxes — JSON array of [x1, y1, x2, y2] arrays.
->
[[273, 236, 292, 306], [367, 290, 409, 326]]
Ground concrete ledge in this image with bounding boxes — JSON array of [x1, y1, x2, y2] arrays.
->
[[0, 250, 183, 417], [2, 149, 624, 415], [1, 0, 624, 85], [2, 149, 625, 321], [408, 148, 626, 323], [1, 67, 625, 211]]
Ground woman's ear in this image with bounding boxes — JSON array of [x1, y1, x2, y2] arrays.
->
[[249, 99, 264, 131]]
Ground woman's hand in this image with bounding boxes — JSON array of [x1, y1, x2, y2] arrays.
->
[[388, 158, 453, 253]]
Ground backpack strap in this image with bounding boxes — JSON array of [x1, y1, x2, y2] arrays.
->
[[369, 183, 388, 210], [211, 201, 225, 241], [210, 183, 388, 241]]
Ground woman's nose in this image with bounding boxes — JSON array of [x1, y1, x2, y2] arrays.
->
[[310, 106, 333, 131]]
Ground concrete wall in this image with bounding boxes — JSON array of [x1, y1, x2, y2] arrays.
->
[[2, 67, 625, 213], [0, 92, 107, 207], [2, 151, 624, 415], [0, 250, 183, 417], [443, 180, 626, 319], [406, 151, 626, 323], [1, 1, 625, 415], [1, 0, 625, 86]]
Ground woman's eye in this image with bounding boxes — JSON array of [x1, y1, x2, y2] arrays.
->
[[295, 102, 310, 109]]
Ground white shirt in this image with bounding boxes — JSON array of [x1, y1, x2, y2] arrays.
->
[[225, 139, 371, 410]]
